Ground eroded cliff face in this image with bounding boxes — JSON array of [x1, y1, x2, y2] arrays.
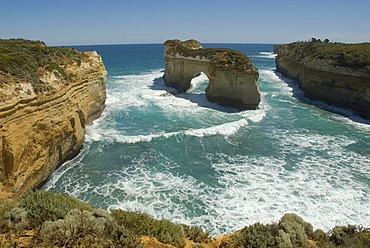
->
[[164, 39, 261, 109], [0, 45, 106, 199], [276, 42, 370, 118]]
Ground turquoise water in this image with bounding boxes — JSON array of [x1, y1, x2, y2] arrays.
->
[[43, 44, 370, 235]]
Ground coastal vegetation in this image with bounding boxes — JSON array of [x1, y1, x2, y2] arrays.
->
[[280, 39, 370, 71], [0, 39, 85, 92], [275, 39, 370, 119], [164, 39, 257, 73], [0, 190, 369, 247]]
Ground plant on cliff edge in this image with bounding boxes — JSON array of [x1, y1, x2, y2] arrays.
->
[[18, 190, 93, 228], [111, 209, 186, 248]]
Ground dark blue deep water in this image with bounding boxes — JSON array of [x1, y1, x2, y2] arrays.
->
[[43, 44, 370, 235]]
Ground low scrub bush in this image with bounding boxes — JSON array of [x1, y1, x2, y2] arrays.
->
[[18, 190, 93, 228], [112, 209, 186, 248], [0, 38, 86, 92], [39, 208, 116, 247], [1, 190, 369, 248], [182, 224, 212, 243]]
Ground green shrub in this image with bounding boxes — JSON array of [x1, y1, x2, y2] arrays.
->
[[112, 209, 186, 248], [280, 41, 370, 71], [18, 190, 93, 228], [0, 199, 17, 220], [0, 38, 86, 92], [312, 228, 330, 246], [113, 225, 143, 248], [2, 207, 29, 232], [182, 224, 212, 243], [328, 225, 370, 247], [278, 213, 313, 247], [232, 222, 277, 247], [229, 214, 313, 248], [39, 208, 117, 247]]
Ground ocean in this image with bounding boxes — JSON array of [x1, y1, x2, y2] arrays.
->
[[42, 43, 370, 236]]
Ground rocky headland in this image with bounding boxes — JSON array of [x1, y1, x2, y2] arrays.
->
[[0, 39, 107, 199], [275, 41, 370, 119], [163, 39, 261, 109]]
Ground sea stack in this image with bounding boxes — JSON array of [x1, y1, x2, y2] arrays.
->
[[275, 41, 370, 119], [163, 39, 261, 109], [0, 39, 107, 199]]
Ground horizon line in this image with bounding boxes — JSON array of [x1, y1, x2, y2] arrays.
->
[[55, 41, 280, 47]]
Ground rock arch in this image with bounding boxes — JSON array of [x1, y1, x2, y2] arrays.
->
[[163, 39, 261, 109]]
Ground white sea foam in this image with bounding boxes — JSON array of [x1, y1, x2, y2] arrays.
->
[[259, 69, 297, 97], [45, 67, 369, 237], [260, 69, 370, 130], [185, 119, 248, 137], [42, 144, 91, 191], [253, 52, 277, 59], [86, 118, 248, 144], [83, 69, 267, 144], [96, 134, 370, 235]]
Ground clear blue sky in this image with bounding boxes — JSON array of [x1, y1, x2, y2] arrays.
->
[[1, 0, 369, 46]]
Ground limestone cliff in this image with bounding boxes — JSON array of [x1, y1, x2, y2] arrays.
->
[[276, 41, 370, 118], [0, 39, 107, 199], [164, 39, 261, 109]]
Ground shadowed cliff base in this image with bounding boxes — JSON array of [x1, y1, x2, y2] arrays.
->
[[0, 190, 369, 247], [275, 70, 370, 125], [150, 76, 242, 113], [275, 40, 370, 120], [163, 39, 261, 110]]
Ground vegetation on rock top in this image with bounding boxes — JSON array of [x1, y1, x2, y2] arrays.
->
[[278, 39, 370, 72], [0, 38, 87, 93], [0, 190, 369, 247], [165, 39, 257, 73]]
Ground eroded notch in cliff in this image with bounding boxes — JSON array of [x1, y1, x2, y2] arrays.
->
[[77, 109, 86, 128], [2, 136, 14, 182]]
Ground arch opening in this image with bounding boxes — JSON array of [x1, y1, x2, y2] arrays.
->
[[163, 39, 261, 109], [187, 72, 209, 95]]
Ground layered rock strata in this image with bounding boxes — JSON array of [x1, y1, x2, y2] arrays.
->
[[0, 41, 107, 199], [164, 39, 261, 109], [276, 42, 370, 118]]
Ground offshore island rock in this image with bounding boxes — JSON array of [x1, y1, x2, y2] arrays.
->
[[0, 39, 107, 199], [163, 39, 261, 109]]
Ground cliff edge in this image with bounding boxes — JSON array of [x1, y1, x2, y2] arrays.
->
[[0, 39, 107, 199], [275, 41, 370, 118], [164, 39, 261, 109]]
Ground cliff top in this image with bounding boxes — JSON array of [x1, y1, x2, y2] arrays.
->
[[278, 41, 370, 72], [0, 39, 87, 93], [164, 39, 257, 73]]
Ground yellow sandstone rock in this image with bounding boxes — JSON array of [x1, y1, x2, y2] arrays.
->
[[0, 46, 106, 200], [164, 39, 261, 109], [275, 42, 370, 119]]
